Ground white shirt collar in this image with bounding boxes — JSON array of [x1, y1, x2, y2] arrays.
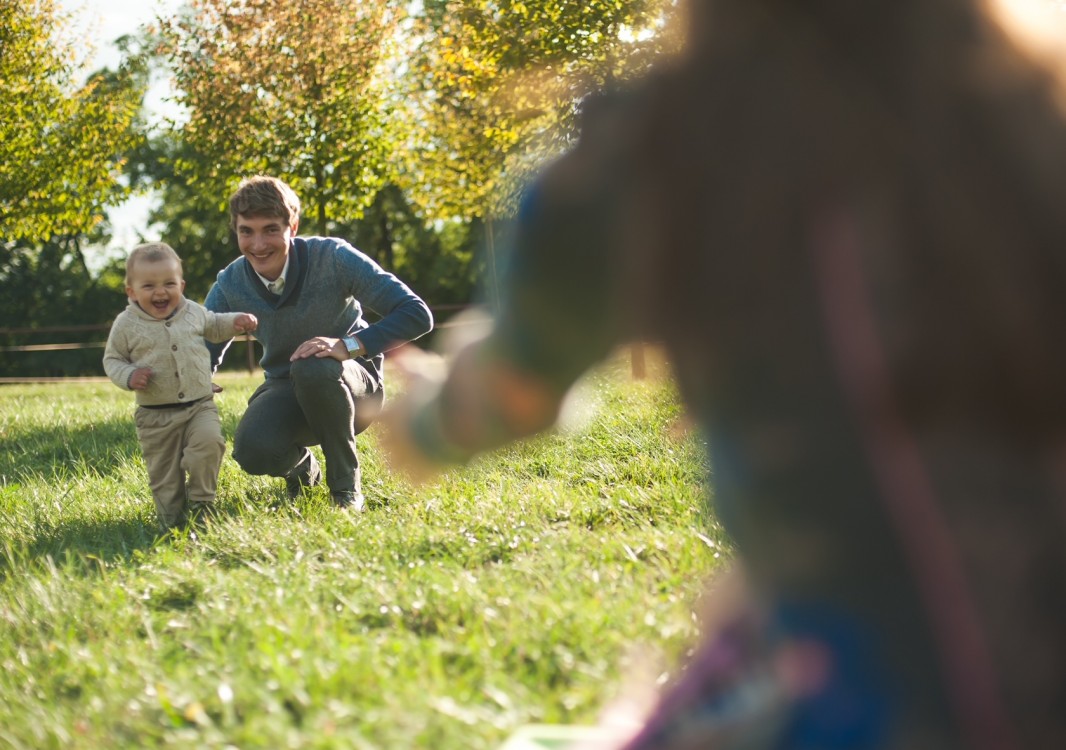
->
[[255, 255, 290, 291]]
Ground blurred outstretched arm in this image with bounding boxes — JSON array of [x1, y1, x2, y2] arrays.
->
[[381, 91, 641, 481]]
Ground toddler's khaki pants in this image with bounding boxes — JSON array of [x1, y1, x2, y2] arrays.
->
[[135, 398, 225, 527]]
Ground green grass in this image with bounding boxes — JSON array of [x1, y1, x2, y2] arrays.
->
[[0, 355, 728, 749]]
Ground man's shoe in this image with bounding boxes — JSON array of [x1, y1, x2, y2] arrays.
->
[[285, 453, 321, 500], [331, 490, 366, 512]]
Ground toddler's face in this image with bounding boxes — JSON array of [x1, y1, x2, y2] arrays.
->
[[126, 258, 186, 319]]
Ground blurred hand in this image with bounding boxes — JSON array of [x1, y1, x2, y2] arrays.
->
[[379, 340, 561, 485], [378, 344, 450, 485]]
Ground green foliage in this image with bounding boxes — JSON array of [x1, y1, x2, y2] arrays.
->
[[0, 0, 145, 244], [127, 132, 241, 301], [157, 0, 407, 234], [0, 237, 124, 378], [401, 0, 682, 220], [0, 357, 725, 748], [0, 0, 685, 376]]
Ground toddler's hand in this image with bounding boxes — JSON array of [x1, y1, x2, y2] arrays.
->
[[129, 367, 152, 391], [235, 313, 258, 333]]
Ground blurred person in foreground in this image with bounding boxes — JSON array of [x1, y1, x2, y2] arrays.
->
[[103, 242, 258, 529], [205, 176, 433, 512], [383, 0, 1066, 747]]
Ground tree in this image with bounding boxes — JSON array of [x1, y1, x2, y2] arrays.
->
[[394, 0, 680, 311], [157, 0, 405, 234], [127, 129, 240, 301], [402, 0, 682, 222], [0, 0, 144, 245], [0, 236, 124, 378], [0, 0, 148, 378]]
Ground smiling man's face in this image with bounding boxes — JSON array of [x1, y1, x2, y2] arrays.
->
[[236, 214, 297, 281]]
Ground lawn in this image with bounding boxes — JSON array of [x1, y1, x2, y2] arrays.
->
[[0, 354, 727, 749]]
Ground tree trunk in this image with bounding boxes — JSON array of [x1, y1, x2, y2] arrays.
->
[[485, 218, 500, 315], [379, 210, 394, 269]]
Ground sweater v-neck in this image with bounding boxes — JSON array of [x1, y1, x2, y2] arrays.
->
[[247, 239, 305, 306]]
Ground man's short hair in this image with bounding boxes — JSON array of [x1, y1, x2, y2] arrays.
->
[[229, 176, 302, 231]]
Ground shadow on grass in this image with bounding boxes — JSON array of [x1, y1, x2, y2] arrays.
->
[[0, 492, 273, 581], [0, 514, 162, 581], [0, 418, 140, 480]]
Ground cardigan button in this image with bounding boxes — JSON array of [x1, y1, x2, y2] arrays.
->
[[171, 344, 178, 351]]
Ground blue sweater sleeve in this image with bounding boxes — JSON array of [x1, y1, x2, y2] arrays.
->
[[336, 244, 433, 356]]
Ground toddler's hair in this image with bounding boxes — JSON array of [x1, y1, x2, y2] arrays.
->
[[125, 242, 182, 286]]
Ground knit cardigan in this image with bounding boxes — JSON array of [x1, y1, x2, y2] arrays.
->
[[103, 299, 246, 406]]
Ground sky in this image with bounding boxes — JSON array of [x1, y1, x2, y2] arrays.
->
[[58, 0, 184, 268], [63, 0, 173, 70]]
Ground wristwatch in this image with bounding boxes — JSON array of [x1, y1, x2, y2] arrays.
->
[[341, 335, 365, 358]]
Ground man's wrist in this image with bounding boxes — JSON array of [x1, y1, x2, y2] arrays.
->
[[342, 335, 365, 358]]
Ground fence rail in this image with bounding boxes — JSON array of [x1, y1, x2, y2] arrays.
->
[[0, 304, 475, 354], [0, 308, 650, 383], [0, 321, 477, 355], [0, 306, 481, 383]]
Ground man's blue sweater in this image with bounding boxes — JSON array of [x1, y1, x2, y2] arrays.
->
[[205, 236, 432, 383]]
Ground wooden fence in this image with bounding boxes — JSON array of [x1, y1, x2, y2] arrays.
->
[[0, 309, 649, 384]]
